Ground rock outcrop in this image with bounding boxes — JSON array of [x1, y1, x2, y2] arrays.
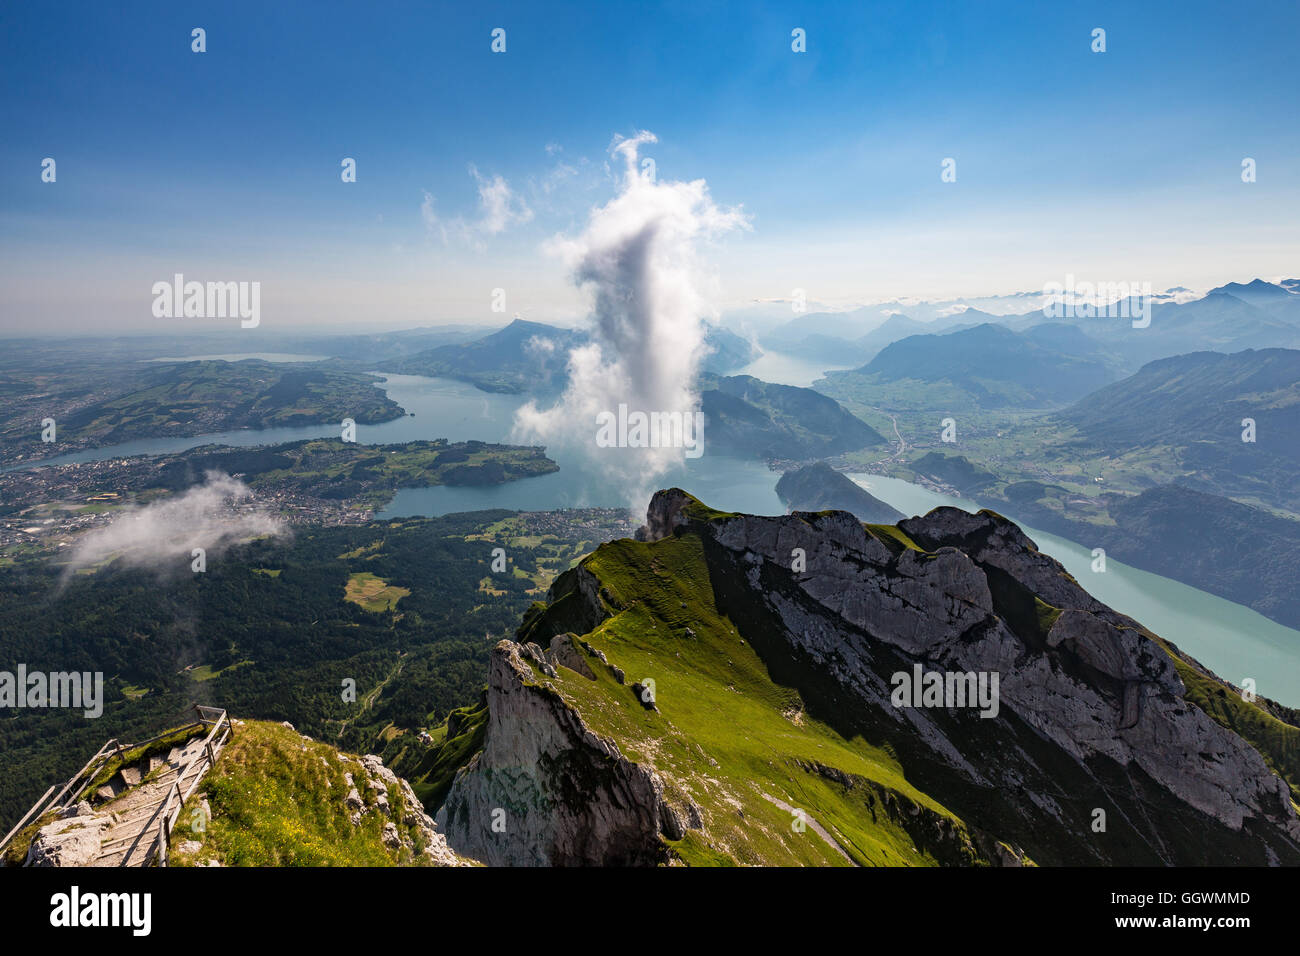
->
[[651, 491, 1300, 864], [25, 804, 114, 867], [437, 640, 680, 865], [349, 753, 465, 866], [439, 489, 1300, 866]]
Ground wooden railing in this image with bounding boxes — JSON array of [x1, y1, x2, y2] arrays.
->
[[0, 704, 233, 866], [0, 737, 120, 857], [134, 706, 232, 867]]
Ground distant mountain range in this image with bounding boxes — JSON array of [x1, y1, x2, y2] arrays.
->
[[1103, 485, 1300, 629], [382, 318, 758, 393], [381, 319, 585, 393], [274, 326, 488, 366], [818, 322, 1124, 410], [897, 341, 1300, 629], [754, 278, 1300, 377], [1208, 279, 1300, 308], [760, 310, 970, 365], [867, 323, 1119, 405], [1013, 287, 1300, 372], [1051, 348, 1300, 510], [375, 318, 882, 462]]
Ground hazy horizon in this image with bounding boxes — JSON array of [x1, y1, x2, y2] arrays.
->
[[4, 1, 1299, 334]]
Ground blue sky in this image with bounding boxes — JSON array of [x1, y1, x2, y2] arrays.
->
[[2, 0, 1298, 333]]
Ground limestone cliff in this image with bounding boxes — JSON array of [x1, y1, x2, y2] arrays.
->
[[437, 638, 681, 865], [436, 489, 1300, 866]]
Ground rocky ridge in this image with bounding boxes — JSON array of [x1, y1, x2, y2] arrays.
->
[[435, 488, 1300, 866]]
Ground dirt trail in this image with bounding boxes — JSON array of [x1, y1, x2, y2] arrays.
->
[[761, 792, 856, 865]]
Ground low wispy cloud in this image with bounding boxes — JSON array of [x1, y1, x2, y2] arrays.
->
[[524, 334, 557, 356], [420, 191, 440, 233], [63, 473, 286, 577], [422, 166, 532, 249], [471, 165, 533, 235]]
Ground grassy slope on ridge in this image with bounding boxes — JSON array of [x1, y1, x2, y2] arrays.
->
[[1154, 638, 1300, 804], [515, 527, 1004, 867], [490, 492, 1300, 864], [174, 720, 438, 866]]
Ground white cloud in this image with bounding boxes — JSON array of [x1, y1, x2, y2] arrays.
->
[[423, 168, 533, 250], [524, 334, 557, 355], [420, 190, 445, 242], [470, 165, 533, 235], [513, 130, 749, 508], [64, 473, 287, 576]]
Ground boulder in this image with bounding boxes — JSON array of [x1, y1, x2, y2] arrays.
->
[[25, 814, 112, 867], [381, 822, 402, 849]]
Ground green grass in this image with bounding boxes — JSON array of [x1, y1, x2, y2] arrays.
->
[[244, 438, 559, 509], [865, 522, 923, 554], [344, 571, 410, 613], [516, 526, 996, 866], [82, 724, 207, 798], [1157, 639, 1300, 801], [189, 660, 255, 682], [1034, 598, 1063, 637], [54, 361, 404, 445], [74, 501, 122, 514], [337, 540, 383, 560], [680, 496, 740, 523], [173, 720, 436, 866], [403, 698, 488, 809]]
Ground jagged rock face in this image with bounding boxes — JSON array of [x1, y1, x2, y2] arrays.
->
[[351, 753, 465, 866], [443, 490, 1300, 866], [641, 493, 1300, 865], [634, 487, 694, 543], [437, 640, 676, 866]]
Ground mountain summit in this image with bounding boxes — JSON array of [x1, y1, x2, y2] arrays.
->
[[432, 490, 1300, 866]]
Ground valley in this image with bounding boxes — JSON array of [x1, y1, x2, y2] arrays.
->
[[7, 0, 1300, 899], [5, 283, 1300, 871], [0, 504, 634, 833]]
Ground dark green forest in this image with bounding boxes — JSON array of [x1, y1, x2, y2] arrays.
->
[[0, 509, 600, 831]]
